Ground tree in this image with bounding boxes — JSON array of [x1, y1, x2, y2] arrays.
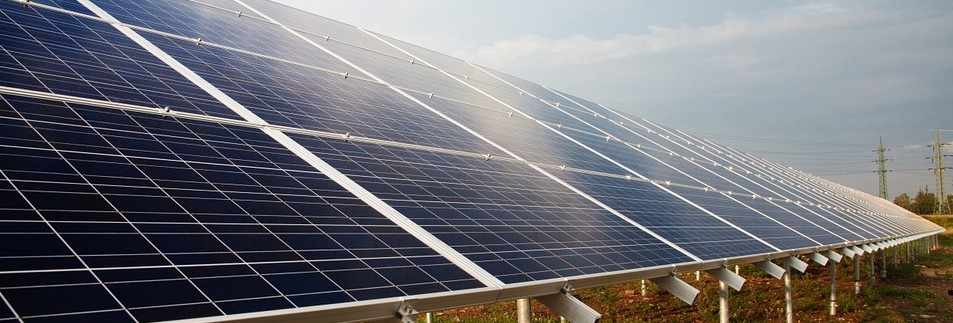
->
[[893, 193, 912, 211], [910, 188, 937, 215]]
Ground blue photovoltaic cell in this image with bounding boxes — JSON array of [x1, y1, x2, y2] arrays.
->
[[624, 123, 869, 241], [394, 52, 840, 250], [323, 37, 776, 258], [0, 94, 483, 321], [493, 81, 857, 246], [142, 32, 506, 154], [369, 33, 514, 90], [678, 136, 900, 237], [547, 118, 837, 248], [557, 171, 775, 258], [288, 132, 694, 283], [188, 0, 268, 20], [26, 0, 97, 16], [534, 98, 852, 225], [706, 141, 911, 235], [124, 6, 700, 274], [90, 0, 360, 74], [237, 0, 423, 64], [0, 1, 239, 119]]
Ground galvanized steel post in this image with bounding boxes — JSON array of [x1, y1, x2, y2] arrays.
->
[[517, 298, 531, 323], [719, 280, 729, 323], [784, 263, 793, 323], [853, 256, 860, 294], [829, 262, 837, 316]]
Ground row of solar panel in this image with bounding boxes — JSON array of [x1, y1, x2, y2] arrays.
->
[[0, 0, 940, 322]]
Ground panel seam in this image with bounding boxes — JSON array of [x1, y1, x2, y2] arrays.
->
[[78, 0, 501, 288]]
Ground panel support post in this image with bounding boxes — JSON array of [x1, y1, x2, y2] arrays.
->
[[906, 242, 912, 262], [893, 244, 898, 264], [880, 249, 887, 279], [784, 262, 794, 323], [640, 279, 646, 296], [517, 298, 531, 323], [650, 275, 701, 305], [869, 250, 876, 286], [829, 260, 837, 316], [719, 280, 730, 323], [853, 255, 860, 294], [536, 286, 601, 323], [425, 312, 433, 323]]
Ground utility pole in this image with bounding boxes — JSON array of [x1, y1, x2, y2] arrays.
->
[[873, 136, 890, 199], [929, 130, 952, 214]]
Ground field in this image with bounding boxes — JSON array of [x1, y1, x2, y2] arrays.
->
[[423, 217, 953, 322]]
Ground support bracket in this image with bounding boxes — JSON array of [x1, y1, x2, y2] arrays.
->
[[395, 302, 418, 323], [650, 274, 701, 305], [861, 244, 874, 253], [535, 284, 601, 323], [753, 260, 786, 279], [823, 249, 843, 263], [807, 252, 829, 266], [850, 246, 865, 256], [705, 266, 746, 291], [841, 247, 856, 259], [784, 256, 809, 273]]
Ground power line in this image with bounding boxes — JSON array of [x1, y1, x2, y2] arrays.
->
[[687, 131, 870, 148]]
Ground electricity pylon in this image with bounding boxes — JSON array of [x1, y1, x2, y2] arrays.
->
[[929, 130, 951, 214], [873, 136, 889, 199]]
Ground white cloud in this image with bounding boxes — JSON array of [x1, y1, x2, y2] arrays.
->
[[453, 5, 868, 69]]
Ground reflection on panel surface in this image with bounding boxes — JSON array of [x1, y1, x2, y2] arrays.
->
[[0, 94, 482, 321], [290, 133, 693, 283]]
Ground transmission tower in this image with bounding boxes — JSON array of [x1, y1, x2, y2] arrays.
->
[[873, 136, 889, 199], [929, 130, 951, 214]]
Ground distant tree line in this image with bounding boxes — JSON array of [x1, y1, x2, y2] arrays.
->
[[892, 188, 953, 215]]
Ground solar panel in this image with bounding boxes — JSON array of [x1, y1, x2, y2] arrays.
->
[[0, 0, 944, 322], [0, 95, 484, 321]]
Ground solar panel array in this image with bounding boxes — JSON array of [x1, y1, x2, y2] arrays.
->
[[0, 0, 942, 322]]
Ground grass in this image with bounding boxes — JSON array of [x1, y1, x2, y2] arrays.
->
[[422, 217, 953, 322]]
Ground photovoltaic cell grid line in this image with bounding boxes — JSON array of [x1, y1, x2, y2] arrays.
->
[[692, 138, 913, 235], [237, 0, 703, 272], [225, 0, 936, 247], [505, 88, 858, 246], [702, 135, 929, 235], [358, 33, 779, 258], [0, 0, 239, 119], [561, 90, 909, 239], [0, 94, 484, 321], [0, 0, 944, 322], [92, 0, 697, 282], [0, 2, 482, 322]]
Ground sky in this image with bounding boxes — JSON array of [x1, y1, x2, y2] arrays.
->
[[276, 0, 953, 199]]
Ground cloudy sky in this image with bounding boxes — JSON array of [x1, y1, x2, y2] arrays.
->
[[277, 0, 953, 198]]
